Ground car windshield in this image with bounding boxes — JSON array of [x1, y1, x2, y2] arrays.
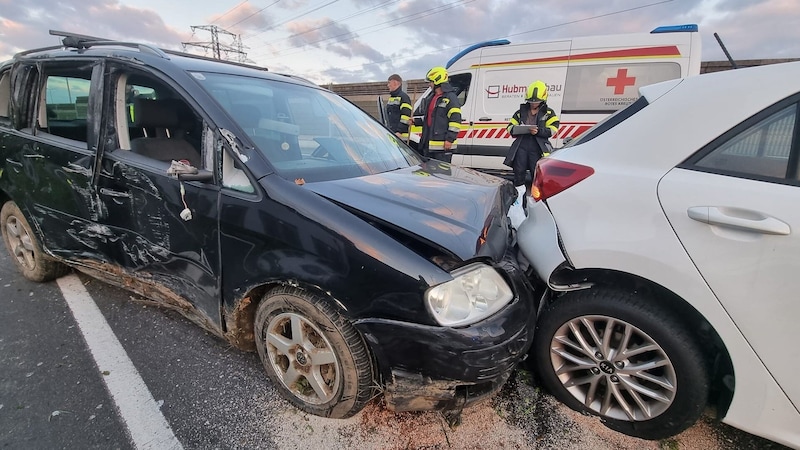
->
[[194, 72, 422, 182]]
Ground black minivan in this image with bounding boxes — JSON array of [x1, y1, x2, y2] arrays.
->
[[0, 31, 535, 419]]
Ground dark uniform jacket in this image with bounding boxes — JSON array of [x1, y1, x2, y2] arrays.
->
[[414, 82, 462, 152], [503, 102, 560, 167], [386, 87, 412, 138]]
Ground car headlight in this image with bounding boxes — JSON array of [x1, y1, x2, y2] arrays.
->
[[425, 263, 514, 327]]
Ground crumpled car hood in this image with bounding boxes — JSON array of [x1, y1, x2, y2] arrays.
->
[[306, 161, 515, 261]]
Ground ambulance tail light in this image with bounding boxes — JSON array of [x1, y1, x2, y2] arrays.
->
[[531, 159, 594, 202]]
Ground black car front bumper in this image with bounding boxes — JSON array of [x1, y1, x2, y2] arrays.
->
[[355, 255, 536, 412]]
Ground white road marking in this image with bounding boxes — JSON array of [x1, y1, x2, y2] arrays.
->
[[56, 274, 183, 450]]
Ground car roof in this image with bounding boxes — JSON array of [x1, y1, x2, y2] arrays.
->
[[4, 32, 318, 88]]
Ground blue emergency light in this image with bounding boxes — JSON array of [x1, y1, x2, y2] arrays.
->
[[651, 24, 699, 33], [446, 39, 510, 68]]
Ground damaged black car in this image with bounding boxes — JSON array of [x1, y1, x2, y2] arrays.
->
[[0, 31, 536, 419]]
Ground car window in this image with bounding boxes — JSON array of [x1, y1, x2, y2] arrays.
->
[[194, 72, 422, 183], [694, 104, 796, 179], [111, 71, 206, 171], [449, 73, 472, 105], [0, 69, 10, 124], [40, 72, 92, 143]]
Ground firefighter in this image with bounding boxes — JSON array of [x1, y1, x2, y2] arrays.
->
[[413, 66, 461, 162], [386, 74, 412, 141], [503, 80, 560, 203]]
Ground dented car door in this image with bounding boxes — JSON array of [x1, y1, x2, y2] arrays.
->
[[90, 67, 223, 331], [3, 60, 105, 257]]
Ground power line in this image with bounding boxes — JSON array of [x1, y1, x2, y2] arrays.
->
[[249, 0, 474, 60], [222, 0, 281, 30], [212, 0, 251, 25], [498, 0, 674, 41], [265, 0, 400, 48], [336, 0, 676, 71], [244, 0, 340, 41]]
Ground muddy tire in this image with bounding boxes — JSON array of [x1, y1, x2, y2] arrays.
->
[[532, 288, 709, 440], [1, 201, 70, 282], [254, 286, 375, 418]]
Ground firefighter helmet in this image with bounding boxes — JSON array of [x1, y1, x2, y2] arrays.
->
[[526, 80, 548, 103], [426, 66, 449, 85]]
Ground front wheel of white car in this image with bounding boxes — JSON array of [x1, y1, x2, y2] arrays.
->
[[532, 288, 709, 440]]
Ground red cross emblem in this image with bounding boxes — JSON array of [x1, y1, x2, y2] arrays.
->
[[606, 68, 636, 95]]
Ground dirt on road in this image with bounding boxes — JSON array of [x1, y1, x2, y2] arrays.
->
[[267, 368, 790, 450]]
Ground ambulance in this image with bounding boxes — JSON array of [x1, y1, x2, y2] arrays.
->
[[410, 24, 702, 176]]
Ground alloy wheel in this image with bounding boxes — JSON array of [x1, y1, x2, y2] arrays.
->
[[549, 314, 677, 421], [265, 312, 340, 405], [5, 216, 36, 271]]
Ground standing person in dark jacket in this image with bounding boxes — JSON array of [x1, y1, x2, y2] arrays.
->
[[413, 66, 462, 162], [386, 74, 412, 142], [503, 80, 560, 203]]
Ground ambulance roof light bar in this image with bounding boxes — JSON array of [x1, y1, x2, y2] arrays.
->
[[651, 24, 699, 33], [446, 39, 510, 69]]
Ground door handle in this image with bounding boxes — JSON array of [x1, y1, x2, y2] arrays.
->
[[99, 188, 132, 198], [687, 206, 790, 235], [478, 117, 492, 121]]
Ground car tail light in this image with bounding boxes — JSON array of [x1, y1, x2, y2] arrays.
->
[[531, 159, 594, 202]]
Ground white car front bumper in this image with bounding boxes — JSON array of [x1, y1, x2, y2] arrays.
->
[[517, 199, 568, 289]]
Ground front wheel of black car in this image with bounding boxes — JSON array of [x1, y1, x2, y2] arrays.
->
[[532, 288, 709, 440], [1, 201, 70, 282], [255, 286, 375, 418]]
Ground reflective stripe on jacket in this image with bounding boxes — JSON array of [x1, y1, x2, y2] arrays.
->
[[414, 82, 462, 151], [503, 103, 560, 167], [386, 88, 412, 137]]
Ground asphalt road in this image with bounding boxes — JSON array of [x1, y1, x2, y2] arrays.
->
[[0, 248, 792, 450]]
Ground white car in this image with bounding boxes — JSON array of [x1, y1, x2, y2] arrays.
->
[[517, 61, 800, 447]]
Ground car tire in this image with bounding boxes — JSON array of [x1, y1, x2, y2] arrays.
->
[[1, 201, 70, 282], [532, 288, 709, 440], [254, 286, 375, 418]]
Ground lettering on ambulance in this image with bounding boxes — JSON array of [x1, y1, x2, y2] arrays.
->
[[485, 83, 563, 100]]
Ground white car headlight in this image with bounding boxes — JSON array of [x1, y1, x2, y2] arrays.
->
[[425, 263, 514, 327]]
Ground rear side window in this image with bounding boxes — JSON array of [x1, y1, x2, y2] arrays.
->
[[684, 97, 800, 182], [41, 72, 92, 142], [562, 62, 681, 113], [0, 69, 10, 123], [694, 104, 796, 179]]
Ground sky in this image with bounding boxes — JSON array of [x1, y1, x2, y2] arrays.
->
[[1, 0, 799, 85]]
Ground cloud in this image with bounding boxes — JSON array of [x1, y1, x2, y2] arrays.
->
[[212, 2, 275, 33], [3, 0, 799, 83], [285, 17, 355, 48], [0, 0, 191, 59], [327, 40, 384, 62]]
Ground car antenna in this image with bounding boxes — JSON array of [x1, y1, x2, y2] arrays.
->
[[713, 32, 739, 69]]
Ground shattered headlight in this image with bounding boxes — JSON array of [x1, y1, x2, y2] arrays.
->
[[425, 263, 514, 327]]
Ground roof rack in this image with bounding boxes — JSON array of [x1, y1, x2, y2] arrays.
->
[[47, 30, 170, 59]]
